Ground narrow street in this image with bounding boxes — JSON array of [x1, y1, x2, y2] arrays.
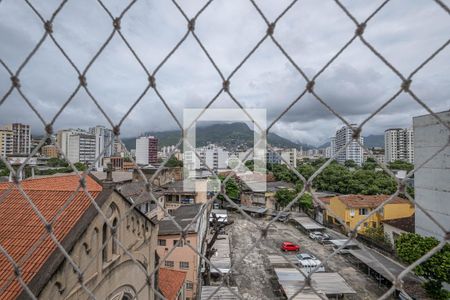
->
[[228, 212, 387, 299]]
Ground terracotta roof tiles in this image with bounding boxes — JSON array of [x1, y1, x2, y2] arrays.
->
[[158, 268, 186, 300], [0, 175, 102, 300], [336, 194, 410, 208]]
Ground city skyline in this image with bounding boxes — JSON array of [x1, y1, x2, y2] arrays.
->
[[1, 1, 449, 146]]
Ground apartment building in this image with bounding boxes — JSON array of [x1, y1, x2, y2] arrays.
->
[[90, 125, 114, 170], [280, 148, 297, 168], [67, 132, 96, 164], [413, 111, 449, 241], [136, 136, 158, 165], [184, 144, 229, 171], [335, 124, 364, 166], [157, 205, 209, 300], [384, 128, 414, 164], [325, 194, 414, 233], [40, 144, 58, 158], [0, 128, 13, 157], [1, 123, 31, 155]]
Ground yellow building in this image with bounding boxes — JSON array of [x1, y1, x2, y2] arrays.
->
[[325, 195, 414, 232]]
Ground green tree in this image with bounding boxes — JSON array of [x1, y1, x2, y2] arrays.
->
[[362, 226, 392, 249], [298, 193, 313, 211], [274, 188, 296, 209], [217, 175, 240, 200], [388, 160, 414, 172], [344, 160, 358, 168], [396, 233, 450, 299], [297, 163, 316, 180], [74, 162, 87, 171], [165, 155, 183, 167], [362, 157, 378, 170]]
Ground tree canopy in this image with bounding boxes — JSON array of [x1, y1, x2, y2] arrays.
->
[[396, 233, 450, 299]]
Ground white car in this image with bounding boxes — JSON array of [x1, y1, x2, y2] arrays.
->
[[296, 253, 325, 273], [309, 231, 330, 241]]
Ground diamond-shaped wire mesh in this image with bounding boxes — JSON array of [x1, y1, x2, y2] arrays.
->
[[0, 0, 449, 299]]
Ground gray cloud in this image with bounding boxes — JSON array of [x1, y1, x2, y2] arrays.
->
[[0, 0, 449, 147]]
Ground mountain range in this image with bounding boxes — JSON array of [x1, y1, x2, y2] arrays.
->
[[122, 122, 311, 151], [318, 134, 384, 149]]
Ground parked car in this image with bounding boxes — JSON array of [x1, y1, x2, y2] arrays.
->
[[280, 241, 300, 252], [309, 231, 330, 241], [295, 253, 325, 273], [272, 212, 290, 222]]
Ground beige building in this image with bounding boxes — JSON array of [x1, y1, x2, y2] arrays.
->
[[0, 174, 158, 300], [157, 205, 209, 300], [240, 181, 295, 213], [41, 144, 59, 158], [1, 123, 31, 155], [162, 179, 208, 212], [0, 128, 13, 157]]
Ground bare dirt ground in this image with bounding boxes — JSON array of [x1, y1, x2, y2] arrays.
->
[[228, 212, 388, 300]]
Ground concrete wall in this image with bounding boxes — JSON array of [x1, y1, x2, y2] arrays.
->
[[413, 111, 450, 241]]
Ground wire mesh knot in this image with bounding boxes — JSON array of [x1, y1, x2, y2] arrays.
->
[[351, 127, 361, 140], [398, 182, 407, 194], [11, 173, 19, 184], [267, 23, 275, 35], [45, 124, 53, 135], [79, 75, 87, 87], [181, 229, 187, 240], [223, 80, 230, 92], [445, 232, 450, 240], [79, 177, 86, 188], [113, 18, 121, 30], [401, 79, 412, 92], [148, 75, 156, 88], [10, 76, 20, 88], [113, 125, 120, 136], [77, 273, 84, 283], [393, 278, 403, 290], [348, 229, 358, 239], [44, 21, 53, 34], [45, 223, 52, 233], [355, 23, 366, 36], [188, 19, 195, 31], [13, 266, 21, 277], [306, 81, 315, 93]]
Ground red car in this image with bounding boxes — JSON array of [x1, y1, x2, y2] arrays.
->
[[281, 241, 300, 252]]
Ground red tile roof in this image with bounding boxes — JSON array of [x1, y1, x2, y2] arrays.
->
[[0, 175, 102, 299], [158, 268, 186, 300], [336, 194, 410, 208], [318, 197, 331, 205]]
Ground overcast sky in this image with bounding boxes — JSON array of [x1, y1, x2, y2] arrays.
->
[[0, 0, 449, 146]]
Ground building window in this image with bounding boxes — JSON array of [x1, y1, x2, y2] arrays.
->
[[111, 218, 118, 255], [158, 239, 166, 246], [174, 240, 184, 247], [186, 281, 193, 290], [179, 261, 189, 269], [102, 223, 108, 262], [359, 208, 368, 215], [164, 260, 174, 268]]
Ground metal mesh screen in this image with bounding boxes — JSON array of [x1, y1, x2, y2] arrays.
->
[[0, 0, 449, 299]]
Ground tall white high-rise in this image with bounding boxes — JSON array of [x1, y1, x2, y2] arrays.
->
[[67, 133, 96, 164], [89, 126, 114, 170], [136, 136, 158, 165], [384, 128, 414, 164], [334, 124, 364, 166]]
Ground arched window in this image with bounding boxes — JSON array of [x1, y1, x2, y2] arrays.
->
[[112, 218, 118, 255], [102, 223, 108, 262]]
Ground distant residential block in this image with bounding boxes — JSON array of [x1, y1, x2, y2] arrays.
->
[[384, 128, 414, 164], [335, 124, 364, 166], [136, 136, 158, 165], [1, 123, 31, 155], [40, 144, 58, 158]]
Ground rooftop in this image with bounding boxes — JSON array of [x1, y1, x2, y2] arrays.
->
[[336, 195, 410, 208], [158, 268, 186, 300], [158, 204, 203, 235], [382, 214, 415, 232], [0, 175, 103, 299]]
